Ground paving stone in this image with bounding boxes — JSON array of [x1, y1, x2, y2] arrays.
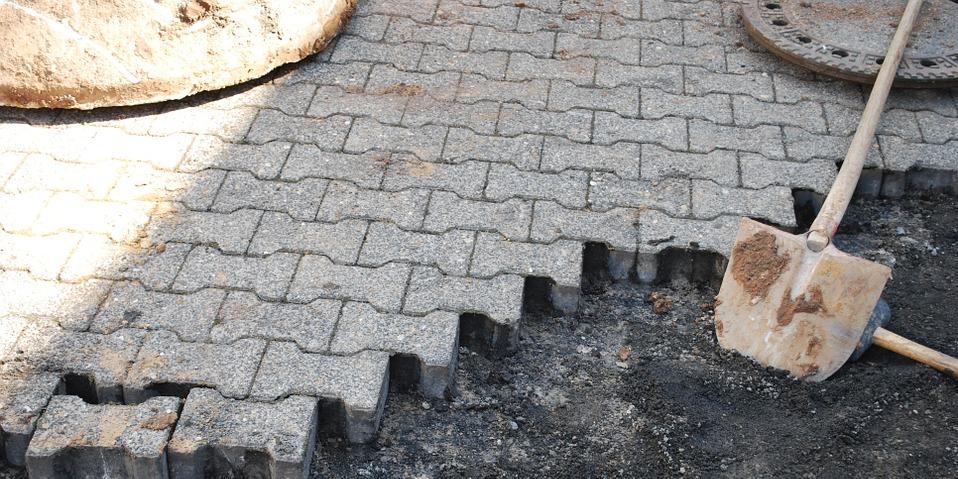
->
[[345, 118, 446, 162], [169, 389, 318, 478], [595, 60, 684, 93], [0, 152, 24, 188], [0, 272, 111, 330], [685, 67, 774, 102], [356, 0, 440, 22], [773, 73, 863, 107], [147, 105, 256, 143], [530, 201, 639, 251], [344, 13, 391, 41], [642, 91, 732, 124], [0, 371, 61, 466], [642, 41, 725, 71], [382, 155, 489, 199], [212, 291, 340, 353], [282, 145, 387, 189], [594, 112, 687, 150], [0, 317, 27, 361], [485, 163, 589, 208], [125, 331, 265, 403], [489, 0, 559, 11], [471, 26, 555, 57], [79, 129, 196, 170], [690, 120, 785, 159], [180, 136, 291, 180], [212, 172, 326, 221], [173, 247, 299, 301], [32, 193, 153, 243], [250, 343, 389, 443], [366, 65, 460, 101], [740, 154, 837, 194], [60, 238, 191, 289], [246, 109, 353, 146], [549, 80, 638, 117], [457, 74, 549, 109], [249, 212, 367, 263], [556, 34, 640, 65], [404, 266, 524, 326], [331, 36, 424, 70], [883, 88, 957, 117], [824, 105, 922, 141], [917, 111, 958, 144], [517, 7, 600, 38], [147, 207, 261, 255], [318, 181, 430, 230], [691, 180, 796, 226], [206, 84, 317, 117], [3, 153, 122, 199], [6, 323, 144, 403], [783, 126, 883, 167], [641, 144, 738, 186], [683, 19, 753, 48], [470, 232, 582, 288], [589, 173, 691, 216], [540, 136, 641, 179], [642, 0, 722, 24], [0, 231, 79, 280], [506, 52, 596, 86], [498, 104, 592, 142], [402, 97, 500, 134], [308, 85, 408, 124], [879, 137, 958, 172], [424, 191, 533, 240], [288, 256, 410, 312], [386, 17, 472, 51], [91, 283, 226, 342], [358, 222, 475, 275], [279, 60, 371, 89], [331, 302, 459, 398], [25, 396, 179, 479], [109, 164, 225, 211], [436, 0, 519, 29], [420, 45, 510, 78], [733, 96, 827, 134], [0, 123, 97, 162], [637, 209, 740, 255], [600, 16, 682, 42], [442, 128, 542, 169]]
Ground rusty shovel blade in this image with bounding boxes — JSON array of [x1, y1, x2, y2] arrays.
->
[[714, 218, 892, 381]]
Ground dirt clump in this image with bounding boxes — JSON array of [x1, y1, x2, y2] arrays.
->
[[775, 285, 827, 327], [379, 83, 424, 96], [141, 412, 178, 430], [647, 291, 674, 314], [731, 230, 790, 299]]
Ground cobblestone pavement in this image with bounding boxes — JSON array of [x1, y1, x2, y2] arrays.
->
[[2, 0, 958, 476]]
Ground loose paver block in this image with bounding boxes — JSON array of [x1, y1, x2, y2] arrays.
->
[[168, 389, 318, 479], [251, 343, 389, 443], [0, 371, 61, 466], [25, 395, 179, 479]]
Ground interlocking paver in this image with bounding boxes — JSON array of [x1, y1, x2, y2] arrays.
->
[[595, 60, 684, 93], [424, 191, 533, 240], [506, 52, 596, 86], [92, 282, 226, 341], [173, 246, 298, 301], [246, 109, 353, 145], [358, 221, 475, 275], [691, 180, 796, 226], [643, 91, 732, 124], [0, 371, 61, 466], [485, 163, 589, 208], [420, 45, 510, 78], [386, 17, 472, 51], [60, 238, 191, 289], [180, 135, 291, 179], [470, 232, 583, 288], [403, 96, 501, 134], [498, 104, 593, 142], [212, 172, 327, 221], [641, 145, 739, 186], [282, 145, 387, 188], [549, 81, 639, 117], [530, 201, 640, 251], [345, 118, 446, 161], [147, 207, 262, 254], [212, 291, 340, 353], [593, 112, 687, 150], [540, 136, 641, 178], [685, 68, 775, 102], [288, 255, 410, 312], [404, 266, 525, 326], [318, 180, 430, 229], [589, 173, 691, 216], [0, 272, 111, 330], [0, 232, 78, 281], [249, 212, 367, 262], [442, 128, 542, 169]]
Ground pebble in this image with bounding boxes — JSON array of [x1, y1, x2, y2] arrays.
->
[[422, 401, 431, 410], [508, 421, 519, 430]]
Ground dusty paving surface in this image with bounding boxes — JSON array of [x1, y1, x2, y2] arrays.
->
[[1, 0, 958, 475], [312, 193, 958, 478]]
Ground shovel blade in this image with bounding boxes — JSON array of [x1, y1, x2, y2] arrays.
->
[[714, 218, 891, 381]]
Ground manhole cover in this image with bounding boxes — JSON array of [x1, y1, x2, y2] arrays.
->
[[742, 0, 958, 87]]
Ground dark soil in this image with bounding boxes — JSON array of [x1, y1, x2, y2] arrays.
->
[[2, 195, 956, 479]]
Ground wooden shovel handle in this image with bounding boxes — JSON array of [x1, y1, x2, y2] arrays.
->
[[873, 327, 958, 380], [806, 0, 925, 251]]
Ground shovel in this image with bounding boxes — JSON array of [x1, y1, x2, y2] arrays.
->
[[715, 0, 958, 381]]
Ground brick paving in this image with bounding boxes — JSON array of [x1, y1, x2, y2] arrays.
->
[[1, 0, 957, 475]]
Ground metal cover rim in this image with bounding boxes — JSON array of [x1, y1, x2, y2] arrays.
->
[[742, 0, 958, 88]]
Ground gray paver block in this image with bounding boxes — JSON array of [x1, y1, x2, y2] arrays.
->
[[917, 111, 958, 144], [638, 209, 740, 255], [172, 247, 299, 301], [556, 33, 640, 65], [331, 36, 424, 70], [442, 128, 542, 170], [530, 201, 639, 251], [420, 45, 509, 78], [883, 87, 957, 117], [600, 16, 682, 42], [641, 144, 739, 186], [91, 283, 225, 342], [282, 145, 387, 189], [212, 172, 327, 221], [642, 90, 732, 124], [25, 395, 179, 479], [690, 119, 785, 159], [879, 136, 958, 172], [358, 222, 475, 275], [308, 85, 407, 124], [365, 64, 460, 101], [125, 331, 266, 403], [498, 104, 593, 142], [424, 191, 533, 240], [250, 343, 389, 444], [436, 0, 518, 29], [642, 41, 725, 70], [331, 302, 459, 398], [549, 80, 640, 117], [288, 255, 410, 312], [246, 110, 352, 146], [595, 60, 683, 93], [593, 112, 687, 150], [60, 239, 191, 290], [825, 105, 921, 141], [506, 52, 596, 86], [589, 173, 691, 216], [740, 154, 837, 194], [181, 136, 291, 180], [32, 193, 153, 243], [249, 212, 367, 263], [404, 266, 524, 327], [685, 68, 775, 102], [403, 97, 501, 135], [517, 7, 600, 38], [540, 137, 641, 179], [6, 323, 144, 403], [0, 317, 26, 362], [80, 129, 195, 170], [0, 272, 110, 331], [149, 107, 256, 143], [642, 0, 722, 23], [211, 291, 340, 353], [147, 207, 261, 255], [783, 126, 883, 167], [169, 388, 318, 479], [383, 157, 488, 199], [108, 165, 225, 211], [0, 371, 60, 466], [691, 180, 796, 227], [357, 0, 439, 22], [470, 232, 583, 288], [733, 96, 826, 134], [345, 118, 446, 162], [0, 231, 79, 281], [485, 164, 589, 208], [457, 74, 549, 109], [386, 17, 471, 51], [773, 73, 863, 107]]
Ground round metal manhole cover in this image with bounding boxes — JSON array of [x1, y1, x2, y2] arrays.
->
[[742, 0, 958, 87]]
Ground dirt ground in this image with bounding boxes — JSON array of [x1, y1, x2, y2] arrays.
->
[[2, 194, 956, 479]]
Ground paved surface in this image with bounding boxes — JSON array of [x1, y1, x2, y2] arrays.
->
[[1, 0, 957, 475]]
